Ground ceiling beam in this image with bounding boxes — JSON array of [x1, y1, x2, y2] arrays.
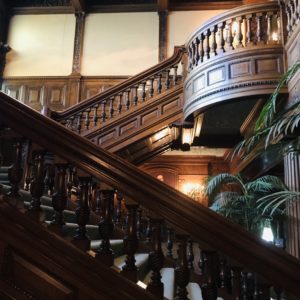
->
[[70, 0, 86, 12]]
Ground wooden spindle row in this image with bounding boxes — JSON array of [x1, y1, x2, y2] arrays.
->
[[188, 9, 282, 71], [64, 62, 183, 133], [1, 138, 285, 300], [284, 0, 300, 37]]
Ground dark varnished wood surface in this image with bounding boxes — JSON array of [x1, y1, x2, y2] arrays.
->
[[1, 91, 300, 297]]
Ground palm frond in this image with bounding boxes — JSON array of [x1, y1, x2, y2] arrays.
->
[[255, 60, 300, 132], [246, 175, 287, 194], [258, 191, 300, 215], [205, 173, 246, 199]]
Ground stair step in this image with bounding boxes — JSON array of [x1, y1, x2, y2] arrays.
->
[[187, 282, 203, 300], [91, 239, 124, 257], [114, 253, 149, 281], [0, 166, 9, 173], [0, 173, 8, 180], [161, 268, 175, 300], [44, 221, 100, 240]]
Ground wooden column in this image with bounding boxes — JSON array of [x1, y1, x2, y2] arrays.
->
[[69, 12, 85, 106], [0, 0, 10, 79], [284, 150, 300, 259], [158, 0, 168, 62]]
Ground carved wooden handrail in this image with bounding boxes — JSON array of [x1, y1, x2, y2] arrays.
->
[[52, 46, 186, 133], [185, 1, 282, 72], [1, 92, 300, 297]]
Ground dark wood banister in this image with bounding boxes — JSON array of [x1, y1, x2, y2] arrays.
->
[[1, 92, 300, 297], [51, 46, 185, 121]]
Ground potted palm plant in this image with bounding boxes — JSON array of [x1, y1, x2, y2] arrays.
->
[[206, 173, 287, 236]]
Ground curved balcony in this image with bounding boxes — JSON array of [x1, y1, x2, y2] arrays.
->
[[183, 1, 285, 119]]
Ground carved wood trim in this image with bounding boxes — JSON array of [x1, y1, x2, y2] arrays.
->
[[0, 200, 157, 300], [1, 92, 300, 297], [84, 85, 183, 152]]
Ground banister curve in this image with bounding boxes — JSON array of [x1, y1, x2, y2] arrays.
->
[[185, 1, 280, 47], [1, 92, 300, 297], [52, 46, 186, 121]]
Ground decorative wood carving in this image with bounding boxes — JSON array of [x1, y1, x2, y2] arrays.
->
[[1, 76, 126, 111], [184, 2, 286, 119], [2, 90, 300, 297]]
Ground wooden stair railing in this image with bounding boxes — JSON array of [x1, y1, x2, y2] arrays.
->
[[1, 92, 300, 298], [51, 46, 186, 135]]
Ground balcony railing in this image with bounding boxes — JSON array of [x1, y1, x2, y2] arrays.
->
[[183, 1, 285, 118]]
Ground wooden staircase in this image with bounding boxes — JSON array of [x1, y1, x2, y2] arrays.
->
[[1, 87, 300, 299], [51, 46, 186, 162]]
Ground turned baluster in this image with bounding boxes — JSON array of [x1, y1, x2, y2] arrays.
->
[[276, 12, 282, 43], [157, 74, 162, 93], [95, 189, 115, 267], [146, 217, 153, 243], [101, 100, 107, 122], [124, 90, 130, 110], [210, 26, 217, 55], [286, 5, 292, 36], [198, 247, 204, 275], [136, 208, 143, 239], [108, 96, 114, 118], [173, 65, 178, 85], [84, 108, 91, 130], [147, 218, 164, 299], [141, 82, 146, 102], [191, 42, 196, 66], [201, 250, 218, 300], [115, 191, 123, 226], [205, 29, 211, 59], [51, 164, 67, 226], [44, 164, 54, 196], [241, 271, 248, 300], [93, 104, 99, 126], [72, 177, 90, 251], [29, 151, 45, 211], [219, 257, 228, 290], [117, 94, 123, 114], [7, 140, 23, 198], [175, 234, 190, 300], [166, 227, 174, 258], [149, 78, 154, 97], [230, 266, 243, 299], [24, 162, 33, 191], [194, 38, 200, 65], [133, 86, 138, 106], [76, 112, 83, 133], [236, 17, 244, 47], [226, 20, 234, 50], [218, 23, 225, 53], [199, 33, 205, 62], [187, 239, 194, 269], [66, 166, 75, 206], [165, 69, 171, 89], [188, 46, 193, 70], [256, 13, 264, 44], [266, 12, 273, 44], [121, 203, 139, 282], [246, 14, 252, 45]]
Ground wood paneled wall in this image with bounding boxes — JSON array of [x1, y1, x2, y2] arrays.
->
[[1, 76, 127, 111], [140, 155, 228, 205]]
